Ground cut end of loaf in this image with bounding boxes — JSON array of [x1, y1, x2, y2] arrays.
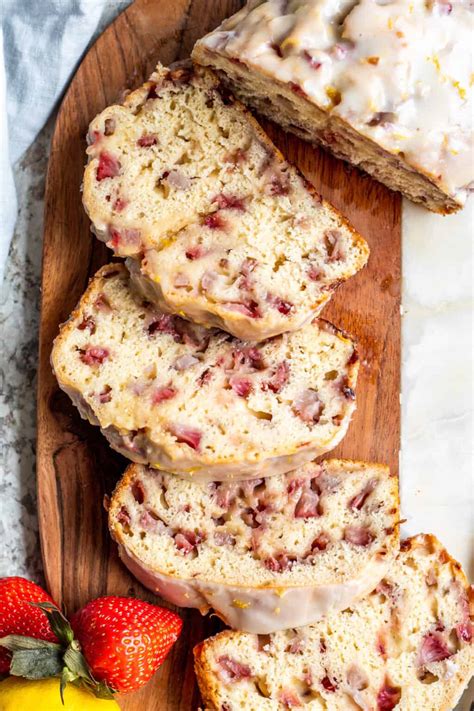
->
[[82, 60, 370, 259], [193, 0, 473, 214]]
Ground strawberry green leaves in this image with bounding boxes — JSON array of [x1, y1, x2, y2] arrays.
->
[[0, 636, 63, 680], [0, 602, 115, 700]]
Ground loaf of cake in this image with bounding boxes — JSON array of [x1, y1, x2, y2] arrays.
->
[[194, 534, 474, 710], [51, 264, 359, 481], [109, 459, 399, 633], [193, 0, 474, 214]]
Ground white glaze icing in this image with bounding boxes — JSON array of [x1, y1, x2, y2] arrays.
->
[[117, 543, 392, 633], [198, 0, 474, 204]]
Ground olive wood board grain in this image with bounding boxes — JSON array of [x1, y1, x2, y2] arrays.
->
[[37, 1, 401, 708]]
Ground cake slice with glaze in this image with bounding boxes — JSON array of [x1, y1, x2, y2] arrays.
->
[[109, 459, 399, 634], [83, 62, 368, 340], [51, 264, 359, 481], [126, 181, 368, 341], [194, 534, 474, 710]]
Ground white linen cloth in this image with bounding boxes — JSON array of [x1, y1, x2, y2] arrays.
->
[[1, 0, 131, 282]]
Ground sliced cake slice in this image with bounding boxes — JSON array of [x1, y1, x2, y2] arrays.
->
[[83, 62, 368, 339], [126, 179, 368, 340], [83, 61, 368, 258], [51, 264, 359, 481], [194, 534, 474, 710], [109, 459, 399, 634]]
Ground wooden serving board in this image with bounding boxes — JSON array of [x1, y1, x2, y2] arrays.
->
[[37, 1, 401, 708]]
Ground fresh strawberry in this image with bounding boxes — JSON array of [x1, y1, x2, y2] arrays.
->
[[0, 590, 182, 698], [70, 597, 182, 693], [0, 577, 58, 674]]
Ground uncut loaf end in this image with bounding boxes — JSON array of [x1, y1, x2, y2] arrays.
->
[[193, 1, 474, 214]]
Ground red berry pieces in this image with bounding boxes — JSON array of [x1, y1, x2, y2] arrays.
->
[[321, 675, 337, 692], [213, 193, 246, 211], [204, 212, 227, 230], [80, 346, 109, 366], [229, 376, 253, 398], [169, 424, 202, 450], [419, 632, 452, 665], [294, 489, 320, 519], [344, 525, 375, 547], [217, 656, 252, 682], [265, 361, 290, 394], [377, 680, 402, 711], [77, 315, 96, 334], [137, 134, 158, 147], [185, 245, 205, 260], [174, 530, 204, 555], [152, 386, 177, 405], [96, 152, 121, 181]]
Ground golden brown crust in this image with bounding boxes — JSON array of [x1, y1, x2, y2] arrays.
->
[[194, 634, 236, 711]]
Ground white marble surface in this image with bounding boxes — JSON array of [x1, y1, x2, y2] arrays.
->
[[401, 201, 473, 581], [0, 122, 51, 582], [0, 130, 472, 708], [401, 202, 474, 710]]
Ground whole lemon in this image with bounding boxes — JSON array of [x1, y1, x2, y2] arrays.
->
[[0, 677, 119, 710]]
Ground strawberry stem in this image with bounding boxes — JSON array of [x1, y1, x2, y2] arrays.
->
[[29, 602, 75, 646], [0, 604, 116, 700], [63, 643, 92, 680]]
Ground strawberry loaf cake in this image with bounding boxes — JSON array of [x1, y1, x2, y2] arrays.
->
[[193, 0, 474, 213], [126, 193, 368, 341], [109, 459, 399, 633], [194, 534, 474, 710], [51, 264, 359, 481], [83, 62, 368, 340]]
